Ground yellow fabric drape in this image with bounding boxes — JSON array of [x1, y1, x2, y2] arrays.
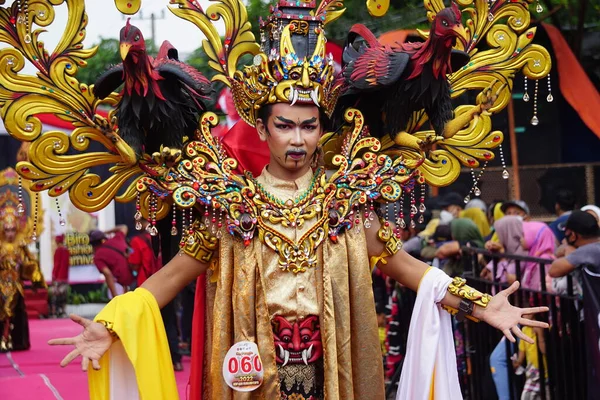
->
[[88, 288, 178, 400]]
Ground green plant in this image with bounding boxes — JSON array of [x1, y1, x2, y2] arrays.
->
[[66, 285, 110, 305]]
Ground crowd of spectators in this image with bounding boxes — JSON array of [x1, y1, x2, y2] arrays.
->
[[374, 189, 600, 399]]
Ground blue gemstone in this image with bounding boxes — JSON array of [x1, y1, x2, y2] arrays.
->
[[442, 159, 447, 165], [66, 63, 72, 68], [87, 191, 93, 197]]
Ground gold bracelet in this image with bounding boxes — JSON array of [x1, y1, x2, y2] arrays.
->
[[441, 277, 492, 323], [99, 320, 118, 338], [369, 219, 402, 270]]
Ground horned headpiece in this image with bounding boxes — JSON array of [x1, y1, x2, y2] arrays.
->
[[231, 0, 344, 126]]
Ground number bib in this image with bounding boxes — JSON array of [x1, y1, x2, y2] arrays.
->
[[222, 341, 264, 391]]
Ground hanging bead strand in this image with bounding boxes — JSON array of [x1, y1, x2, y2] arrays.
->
[[187, 207, 195, 245], [32, 193, 38, 241], [546, 74, 553, 102], [536, 0, 543, 13], [523, 76, 530, 102], [398, 196, 406, 229], [409, 189, 417, 228], [171, 205, 178, 236], [499, 145, 509, 180], [56, 197, 65, 226], [17, 175, 25, 215], [135, 194, 142, 230], [418, 183, 426, 224], [150, 195, 158, 236], [23, 0, 31, 44], [530, 79, 539, 125]]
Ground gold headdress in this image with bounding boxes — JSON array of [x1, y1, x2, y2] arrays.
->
[[230, 0, 344, 126]]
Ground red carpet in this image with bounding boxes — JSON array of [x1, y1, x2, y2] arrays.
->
[[0, 319, 191, 399]]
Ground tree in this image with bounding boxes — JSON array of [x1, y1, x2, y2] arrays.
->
[[76, 38, 157, 85], [76, 38, 121, 85]]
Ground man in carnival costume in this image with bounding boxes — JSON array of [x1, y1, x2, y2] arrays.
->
[[0, 0, 550, 398], [0, 187, 45, 351]]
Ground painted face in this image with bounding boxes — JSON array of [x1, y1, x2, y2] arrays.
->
[[3, 225, 16, 242], [256, 103, 321, 179], [504, 206, 527, 219], [272, 315, 323, 366]]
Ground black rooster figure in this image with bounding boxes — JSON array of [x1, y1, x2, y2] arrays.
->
[[335, 4, 494, 150], [93, 19, 213, 158]]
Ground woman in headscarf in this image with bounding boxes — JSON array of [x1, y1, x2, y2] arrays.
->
[[461, 207, 492, 237], [581, 204, 600, 225], [481, 216, 527, 285], [435, 218, 485, 276], [483, 216, 529, 400], [522, 221, 556, 290]]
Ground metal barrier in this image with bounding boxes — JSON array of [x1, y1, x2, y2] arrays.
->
[[384, 248, 587, 400], [459, 247, 586, 400]]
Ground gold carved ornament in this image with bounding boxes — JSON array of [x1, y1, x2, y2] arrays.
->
[[0, 1, 140, 213], [441, 277, 493, 322], [376, 0, 552, 188]]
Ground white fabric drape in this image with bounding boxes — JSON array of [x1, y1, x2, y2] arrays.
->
[[396, 267, 463, 400]]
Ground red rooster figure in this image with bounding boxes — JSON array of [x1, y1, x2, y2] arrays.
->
[[335, 4, 471, 145], [93, 19, 213, 158]]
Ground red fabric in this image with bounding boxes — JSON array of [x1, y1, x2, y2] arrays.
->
[[52, 246, 70, 282], [220, 120, 270, 177], [188, 274, 206, 400], [93, 231, 134, 286], [35, 109, 109, 130], [129, 233, 157, 286], [543, 23, 600, 139]]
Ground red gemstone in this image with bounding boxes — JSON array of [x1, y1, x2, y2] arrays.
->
[[55, 186, 63, 193], [240, 213, 253, 231], [192, 182, 199, 190], [467, 159, 476, 166], [328, 209, 339, 226], [127, 2, 132, 7], [21, 167, 30, 173], [484, 152, 492, 159], [376, 177, 382, 184], [35, 183, 44, 189], [526, 32, 533, 39], [330, 234, 338, 243], [10, 16, 16, 24], [81, 87, 87, 92], [493, 135, 501, 142]]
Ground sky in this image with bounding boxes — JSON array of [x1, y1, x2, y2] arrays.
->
[[3, 0, 228, 74]]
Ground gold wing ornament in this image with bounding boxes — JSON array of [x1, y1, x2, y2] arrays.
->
[[0, 0, 140, 213], [378, 0, 551, 188]]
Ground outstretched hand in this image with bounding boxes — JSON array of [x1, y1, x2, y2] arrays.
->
[[48, 314, 113, 371], [479, 281, 549, 344]]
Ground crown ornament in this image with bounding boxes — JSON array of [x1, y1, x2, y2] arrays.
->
[[230, 0, 344, 126]]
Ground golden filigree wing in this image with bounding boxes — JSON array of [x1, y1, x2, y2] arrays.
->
[[327, 109, 423, 203], [385, 0, 551, 187], [0, 1, 140, 213], [136, 112, 253, 239], [168, 0, 260, 87]]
